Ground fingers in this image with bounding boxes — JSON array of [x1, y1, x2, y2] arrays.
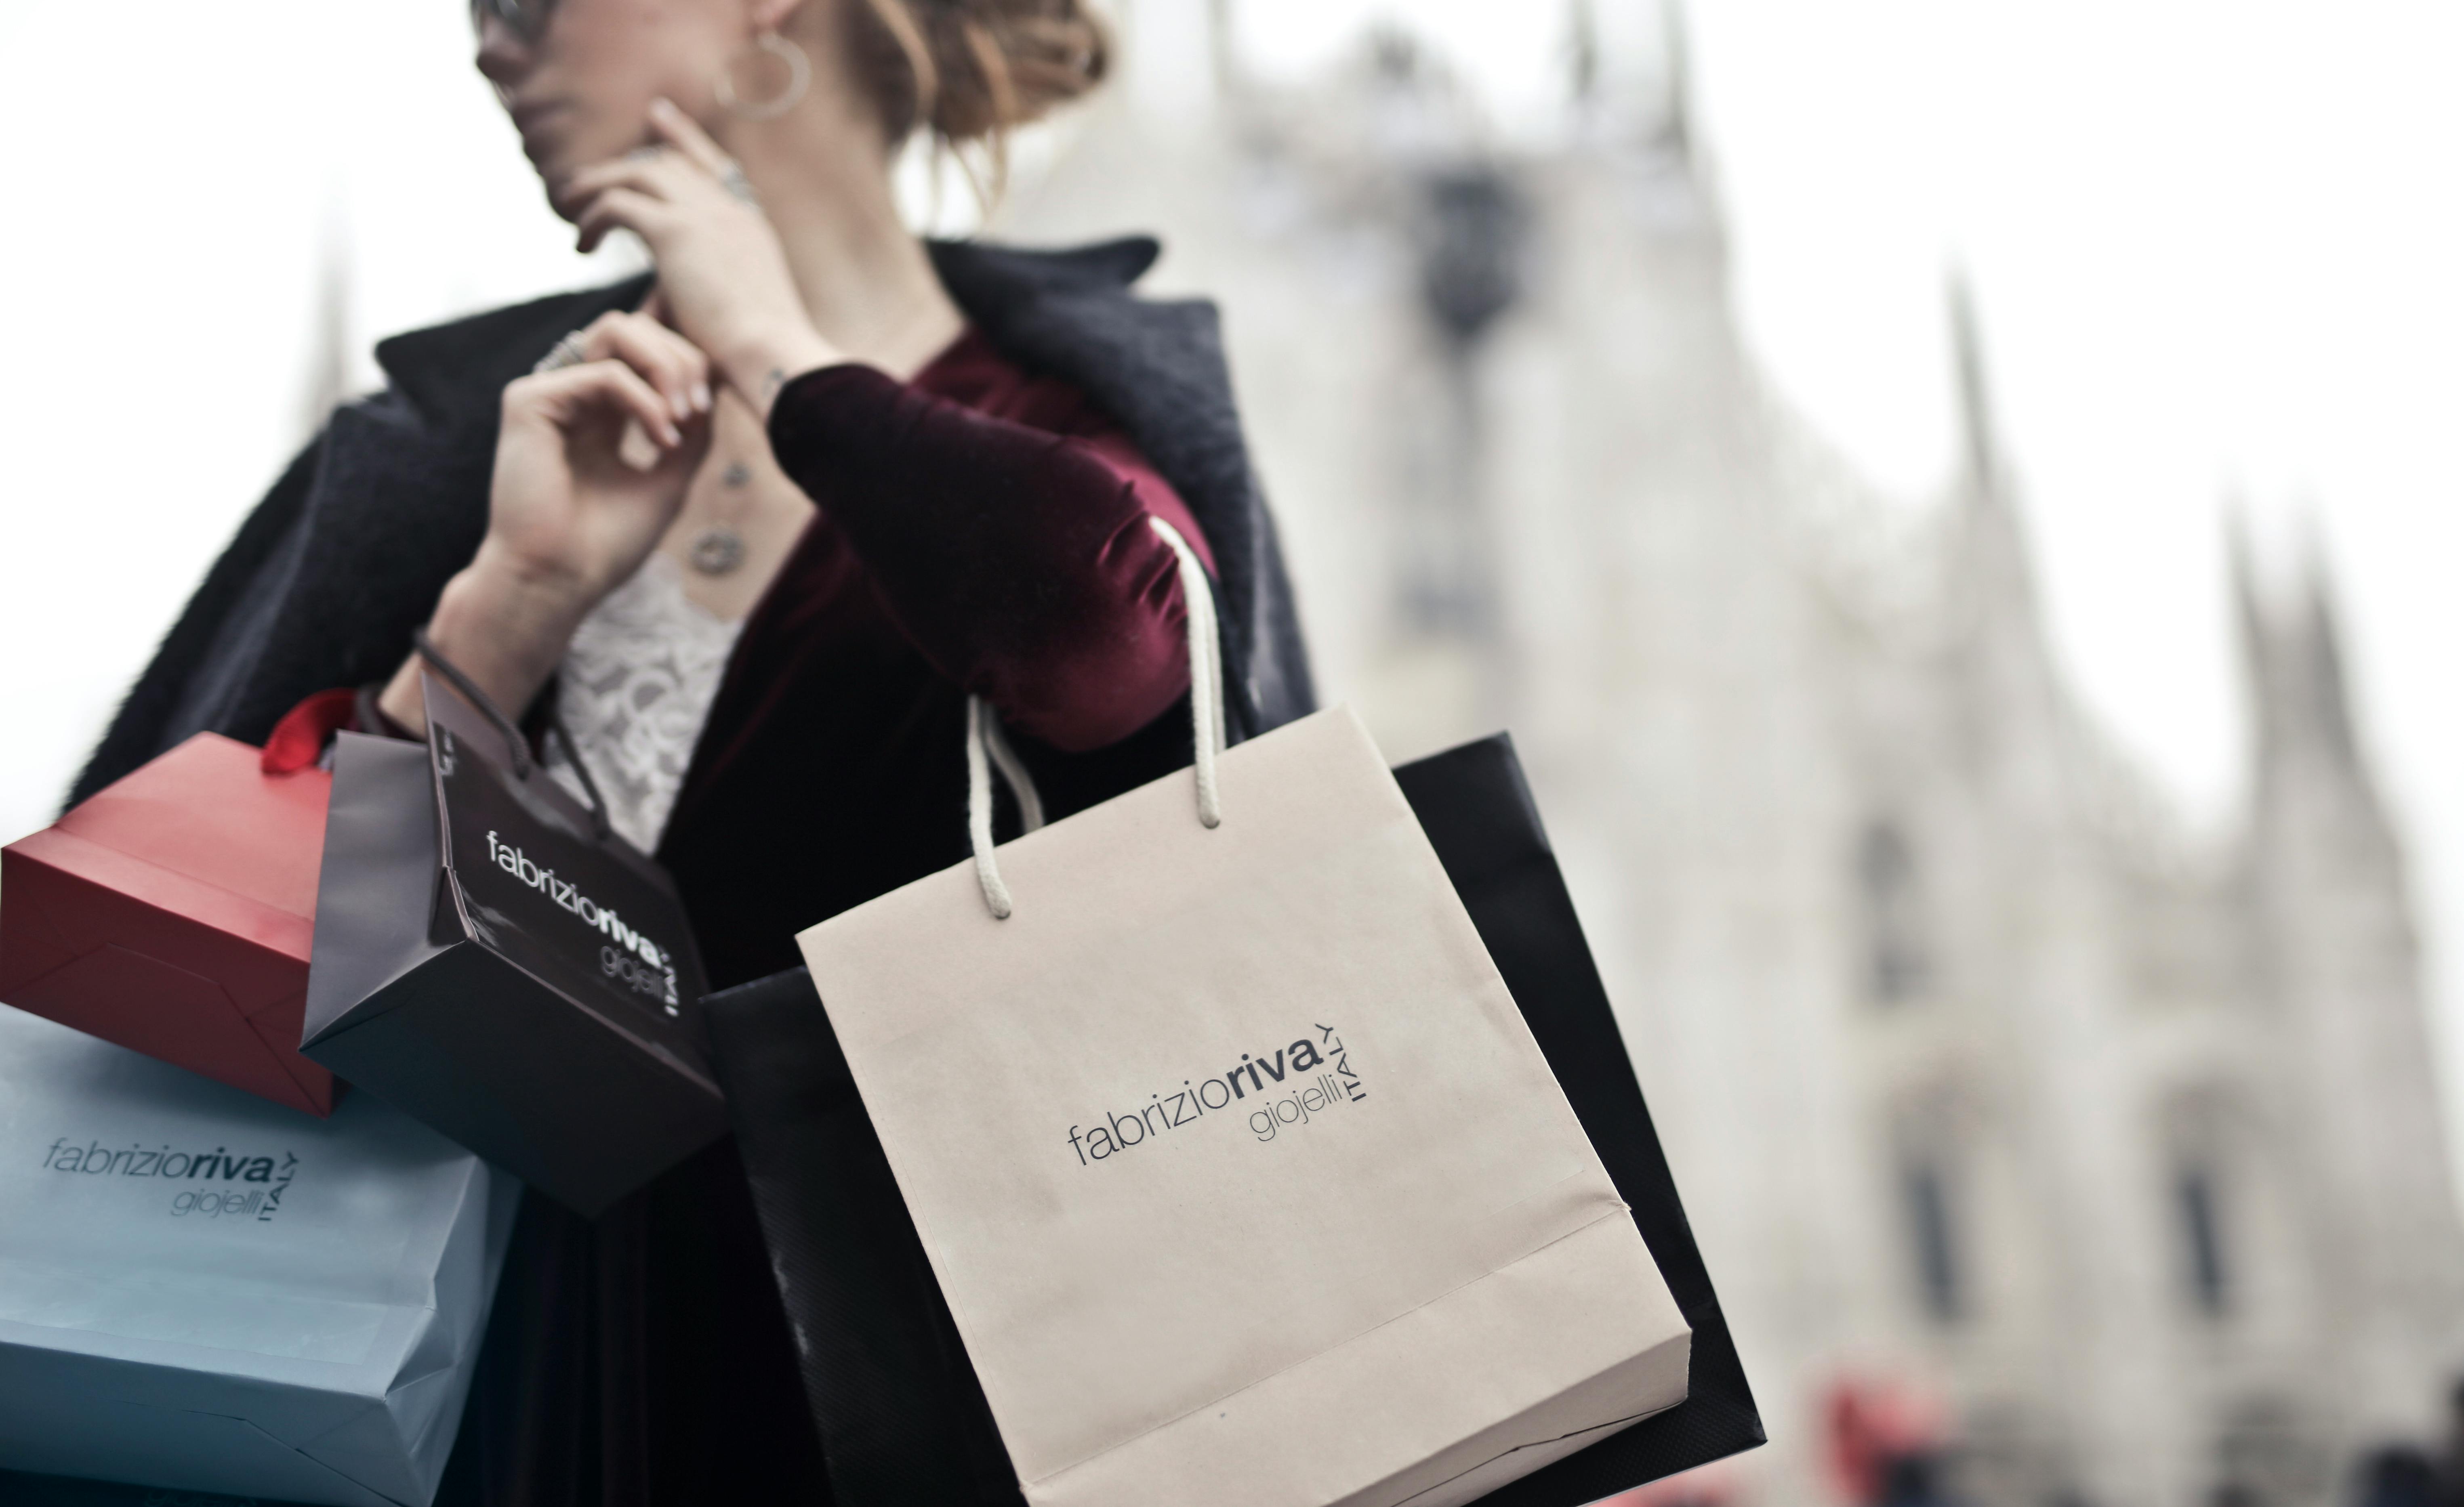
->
[[648, 97, 737, 178], [509, 360, 689, 455], [563, 102, 744, 216], [574, 311, 712, 420], [563, 141, 731, 213], [563, 153, 684, 207], [574, 185, 671, 256]]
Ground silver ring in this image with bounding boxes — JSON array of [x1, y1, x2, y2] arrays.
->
[[533, 331, 591, 375], [719, 162, 759, 207]]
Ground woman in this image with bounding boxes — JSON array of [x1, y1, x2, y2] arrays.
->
[[74, 0, 1311, 1499]]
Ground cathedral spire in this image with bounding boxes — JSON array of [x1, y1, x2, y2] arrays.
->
[[2294, 518, 2361, 768], [2226, 498, 2265, 680], [1941, 272, 2049, 684], [1569, 0, 1600, 109], [1660, 0, 1696, 160], [1207, 0, 1240, 100], [2232, 505, 2365, 779], [1947, 271, 1999, 503]]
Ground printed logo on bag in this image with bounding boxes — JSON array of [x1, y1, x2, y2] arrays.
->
[[40, 1138, 303, 1221], [1067, 1023, 1369, 1166], [483, 828, 682, 1009]]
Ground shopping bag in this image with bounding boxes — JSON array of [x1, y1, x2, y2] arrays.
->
[[300, 653, 725, 1217], [706, 964, 1017, 1506], [0, 999, 515, 1506], [789, 521, 1691, 1507], [0, 730, 339, 1116], [704, 734, 1761, 1507], [1388, 735, 1762, 1505]]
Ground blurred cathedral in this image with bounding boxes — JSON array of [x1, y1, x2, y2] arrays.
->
[[989, 4, 2464, 1506]]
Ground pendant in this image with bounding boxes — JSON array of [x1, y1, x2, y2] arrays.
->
[[688, 526, 746, 576]]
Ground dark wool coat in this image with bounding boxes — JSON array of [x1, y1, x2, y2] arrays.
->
[[65, 237, 1314, 1506], [74, 236, 1313, 804]]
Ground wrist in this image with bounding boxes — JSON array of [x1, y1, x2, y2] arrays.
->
[[374, 563, 589, 730], [463, 538, 605, 617], [719, 324, 841, 418]]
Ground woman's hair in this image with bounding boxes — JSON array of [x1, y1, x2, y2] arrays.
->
[[843, 0, 1110, 185]]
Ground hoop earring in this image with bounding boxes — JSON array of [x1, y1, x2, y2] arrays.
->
[[715, 31, 811, 122]]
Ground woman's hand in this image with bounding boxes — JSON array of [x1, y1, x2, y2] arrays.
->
[[562, 99, 838, 411], [482, 310, 711, 601], [376, 313, 712, 728]]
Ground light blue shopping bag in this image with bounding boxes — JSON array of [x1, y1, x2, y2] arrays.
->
[[0, 1001, 515, 1506]]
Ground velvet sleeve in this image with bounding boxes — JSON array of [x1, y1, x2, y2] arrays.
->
[[763, 363, 1215, 753]]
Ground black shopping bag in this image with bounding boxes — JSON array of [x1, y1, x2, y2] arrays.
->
[[704, 730, 1762, 1506], [302, 662, 726, 1216]]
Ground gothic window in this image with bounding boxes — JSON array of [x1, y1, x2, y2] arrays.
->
[[2174, 1166, 2231, 1318], [1902, 1159, 1964, 1322], [1857, 820, 1930, 1003]]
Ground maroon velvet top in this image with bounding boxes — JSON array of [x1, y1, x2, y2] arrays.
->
[[742, 327, 1213, 755], [658, 329, 1213, 991]]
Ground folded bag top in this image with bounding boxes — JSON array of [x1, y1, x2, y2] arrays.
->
[[0, 731, 340, 1116], [51, 733, 330, 924], [795, 520, 1691, 1507]]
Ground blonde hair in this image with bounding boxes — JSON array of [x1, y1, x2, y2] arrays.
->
[[845, 0, 1110, 196]]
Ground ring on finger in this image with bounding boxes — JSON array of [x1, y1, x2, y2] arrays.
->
[[719, 162, 759, 207], [533, 331, 592, 374]]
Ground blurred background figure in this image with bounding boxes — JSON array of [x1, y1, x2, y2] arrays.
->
[[1827, 1377, 1961, 1507], [2350, 1448, 2439, 1507], [2437, 1379, 2464, 1507]]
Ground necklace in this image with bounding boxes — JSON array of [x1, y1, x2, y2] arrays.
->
[[687, 461, 754, 576]]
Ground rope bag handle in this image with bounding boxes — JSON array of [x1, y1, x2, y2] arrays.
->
[[965, 516, 1225, 919], [412, 626, 614, 840]]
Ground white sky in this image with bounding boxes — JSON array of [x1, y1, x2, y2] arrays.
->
[[2, 0, 2458, 1161]]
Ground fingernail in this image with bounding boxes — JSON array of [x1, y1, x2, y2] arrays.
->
[[692, 382, 713, 411], [665, 423, 684, 445], [650, 97, 674, 116], [671, 391, 692, 420]]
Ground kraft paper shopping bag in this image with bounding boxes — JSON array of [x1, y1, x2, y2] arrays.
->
[[793, 520, 1690, 1507], [707, 730, 1761, 1507]]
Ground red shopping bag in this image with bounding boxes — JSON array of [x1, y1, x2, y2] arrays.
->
[[0, 703, 345, 1116]]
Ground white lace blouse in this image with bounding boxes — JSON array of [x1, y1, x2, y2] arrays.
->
[[542, 552, 746, 854]]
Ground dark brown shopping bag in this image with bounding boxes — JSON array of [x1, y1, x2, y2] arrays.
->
[[704, 730, 1761, 1507], [300, 646, 725, 1215]]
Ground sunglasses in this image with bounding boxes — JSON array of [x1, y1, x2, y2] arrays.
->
[[471, 0, 557, 40]]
